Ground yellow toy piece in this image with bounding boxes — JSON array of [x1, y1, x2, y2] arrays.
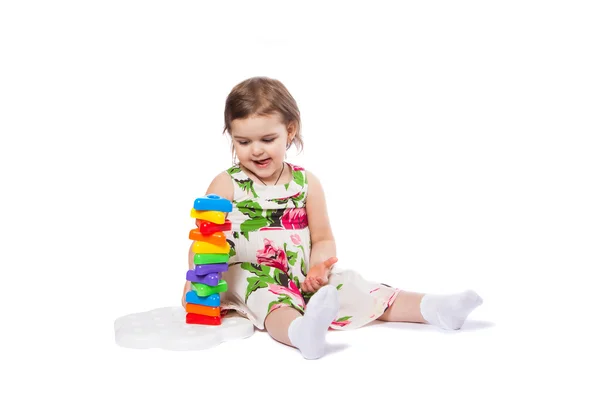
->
[[190, 209, 226, 224], [192, 240, 230, 254]]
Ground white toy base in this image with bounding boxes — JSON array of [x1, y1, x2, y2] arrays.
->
[[114, 306, 254, 351]]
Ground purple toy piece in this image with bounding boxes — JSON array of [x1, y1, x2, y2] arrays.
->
[[186, 270, 222, 286], [194, 263, 228, 276]]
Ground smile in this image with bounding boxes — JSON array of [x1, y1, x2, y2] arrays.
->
[[253, 158, 271, 168]]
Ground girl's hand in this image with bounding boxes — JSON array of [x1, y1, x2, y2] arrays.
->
[[181, 281, 191, 308], [301, 256, 338, 293]]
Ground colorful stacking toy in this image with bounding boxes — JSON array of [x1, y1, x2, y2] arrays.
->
[[185, 194, 233, 326]]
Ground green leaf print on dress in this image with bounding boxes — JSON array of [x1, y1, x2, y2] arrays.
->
[[227, 166, 258, 198], [227, 239, 236, 258], [237, 199, 263, 218], [267, 191, 305, 208], [240, 262, 273, 302], [290, 192, 305, 208], [245, 276, 269, 300], [292, 168, 305, 187], [240, 217, 270, 235], [237, 199, 271, 238], [298, 245, 308, 276], [283, 242, 298, 266]]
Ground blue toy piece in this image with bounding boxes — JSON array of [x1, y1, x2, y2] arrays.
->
[[185, 291, 220, 307], [193, 194, 233, 212]]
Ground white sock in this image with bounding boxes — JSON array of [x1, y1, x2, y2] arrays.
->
[[288, 285, 339, 359], [420, 290, 483, 330]]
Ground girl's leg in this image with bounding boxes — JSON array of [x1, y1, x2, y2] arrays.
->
[[264, 285, 340, 359], [264, 306, 302, 347], [378, 289, 483, 330], [378, 291, 427, 323]]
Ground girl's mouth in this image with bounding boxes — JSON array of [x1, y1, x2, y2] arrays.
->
[[253, 158, 271, 168]]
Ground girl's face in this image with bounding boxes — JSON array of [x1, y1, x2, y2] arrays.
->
[[230, 114, 295, 183]]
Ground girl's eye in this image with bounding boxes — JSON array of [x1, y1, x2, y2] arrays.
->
[[263, 138, 274, 143], [238, 141, 249, 145]]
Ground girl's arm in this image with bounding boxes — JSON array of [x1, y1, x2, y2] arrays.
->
[[305, 170, 336, 268]]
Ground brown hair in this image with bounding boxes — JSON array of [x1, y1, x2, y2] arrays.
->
[[223, 77, 304, 155]]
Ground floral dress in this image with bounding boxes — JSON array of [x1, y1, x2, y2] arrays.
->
[[220, 162, 400, 330]]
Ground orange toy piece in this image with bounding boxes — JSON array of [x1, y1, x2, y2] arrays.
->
[[189, 229, 227, 245], [186, 313, 221, 326], [185, 303, 221, 317]]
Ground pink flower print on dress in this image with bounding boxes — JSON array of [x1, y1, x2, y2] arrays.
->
[[256, 238, 288, 273], [291, 234, 302, 245], [331, 317, 351, 327], [268, 284, 306, 310], [281, 208, 308, 230], [287, 277, 303, 297]]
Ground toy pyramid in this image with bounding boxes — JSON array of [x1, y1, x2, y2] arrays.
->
[[185, 194, 233, 325]]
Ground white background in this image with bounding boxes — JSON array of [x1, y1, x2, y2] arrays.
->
[[1, 1, 598, 395]]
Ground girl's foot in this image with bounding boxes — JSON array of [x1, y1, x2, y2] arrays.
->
[[420, 290, 483, 330], [288, 285, 339, 359]]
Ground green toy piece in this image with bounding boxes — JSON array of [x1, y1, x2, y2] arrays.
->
[[191, 279, 228, 297], [194, 253, 229, 265]]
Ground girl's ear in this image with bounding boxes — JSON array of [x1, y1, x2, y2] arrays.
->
[[287, 121, 298, 142]]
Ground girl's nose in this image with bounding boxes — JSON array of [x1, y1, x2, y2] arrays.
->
[[251, 143, 264, 156]]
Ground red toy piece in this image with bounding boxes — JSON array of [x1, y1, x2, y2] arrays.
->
[[196, 219, 232, 235], [186, 312, 222, 326]]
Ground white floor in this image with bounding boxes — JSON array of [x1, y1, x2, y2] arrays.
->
[[106, 303, 591, 395]]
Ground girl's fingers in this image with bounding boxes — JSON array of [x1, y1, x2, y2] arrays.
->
[[304, 275, 327, 293], [310, 277, 320, 291], [323, 257, 338, 269], [304, 278, 312, 293], [306, 278, 315, 293]]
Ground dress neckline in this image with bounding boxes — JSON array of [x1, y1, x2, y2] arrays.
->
[[236, 162, 293, 189]]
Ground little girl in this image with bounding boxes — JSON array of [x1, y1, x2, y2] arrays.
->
[[182, 76, 483, 359]]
